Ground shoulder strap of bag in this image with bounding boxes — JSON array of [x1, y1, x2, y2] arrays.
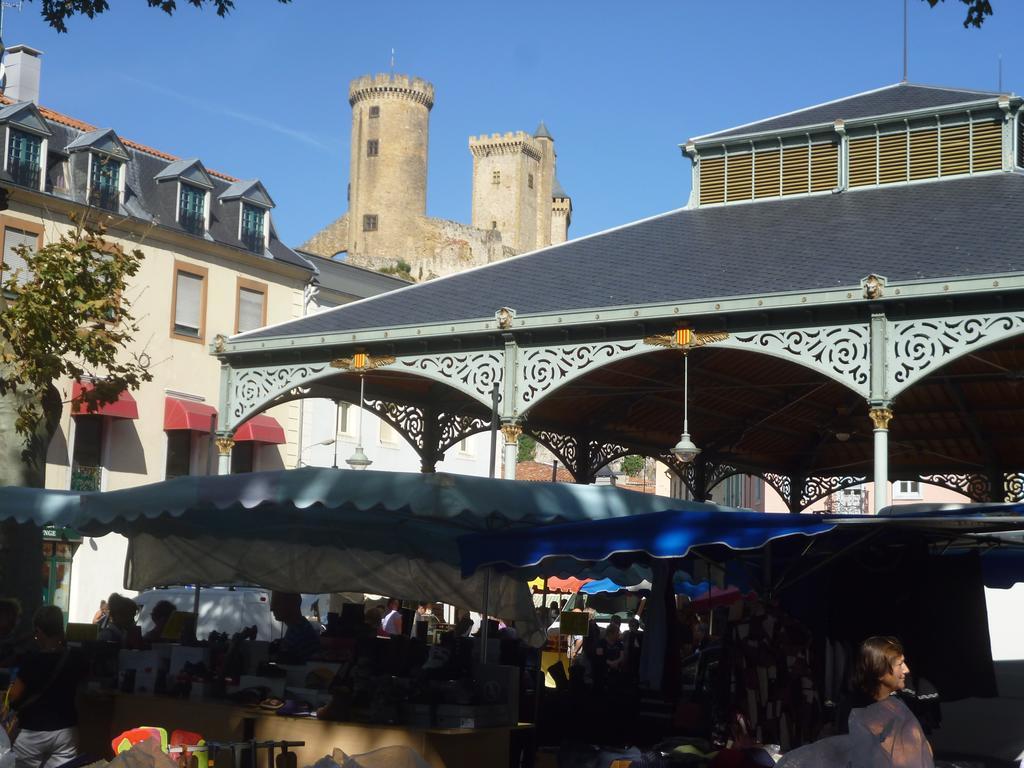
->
[[15, 649, 71, 713]]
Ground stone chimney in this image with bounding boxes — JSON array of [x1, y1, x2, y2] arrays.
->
[[4, 45, 43, 104]]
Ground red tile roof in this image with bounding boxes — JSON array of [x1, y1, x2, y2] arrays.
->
[[515, 460, 575, 483], [0, 94, 238, 182]]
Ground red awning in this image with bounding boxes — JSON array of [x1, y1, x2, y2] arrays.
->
[[72, 381, 138, 420], [234, 414, 286, 444], [164, 397, 217, 433]]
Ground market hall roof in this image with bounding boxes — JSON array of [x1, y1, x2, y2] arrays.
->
[[234, 171, 1024, 344], [691, 82, 1010, 143]]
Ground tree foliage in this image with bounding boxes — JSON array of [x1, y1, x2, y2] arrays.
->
[[620, 454, 645, 477], [36, 0, 292, 33], [924, 0, 993, 28], [517, 434, 537, 464], [0, 213, 151, 440]]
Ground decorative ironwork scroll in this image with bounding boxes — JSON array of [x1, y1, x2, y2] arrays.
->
[[529, 428, 632, 484], [363, 399, 426, 454], [920, 473, 992, 503], [718, 325, 871, 397], [437, 412, 491, 455], [398, 351, 503, 408], [888, 312, 1024, 396], [658, 453, 697, 498], [800, 475, 866, 509], [518, 342, 646, 411], [761, 472, 792, 505], [230, 362, 331, 426], [1004, 473, 1024, 503], [705, 462, 741, 493]]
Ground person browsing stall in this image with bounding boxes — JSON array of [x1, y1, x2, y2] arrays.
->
[[5, 606, 87, 768], [381, 598, 403, 636], [270, 591, 320, 663]]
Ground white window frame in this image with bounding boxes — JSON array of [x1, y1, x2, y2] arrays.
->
[[893, 480, 922, 500], [4, 125, 48, 192]]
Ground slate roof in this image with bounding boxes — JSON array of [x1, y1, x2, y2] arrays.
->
[[552, 176, 569, 199], [297, 250, 411, 304], [0, 96, 312, 273], [534, 121, 553, 140], [238, 171, 1024, 341], [694, 83, 1008, 142]]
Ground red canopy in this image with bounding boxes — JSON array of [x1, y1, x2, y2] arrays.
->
[[234, 414, 286, 444], [72, 381, 138, 420], [164, 397, 217, 432]]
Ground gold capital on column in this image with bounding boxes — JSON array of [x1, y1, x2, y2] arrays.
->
[[501, 424, 522, 445], [868, 407, 894, 430], [215, 436, 236, 456]]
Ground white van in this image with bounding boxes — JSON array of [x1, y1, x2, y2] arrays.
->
[[134, 586, 283, 641]]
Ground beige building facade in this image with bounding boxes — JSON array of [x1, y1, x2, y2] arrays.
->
[[301, 73, 572, 280]]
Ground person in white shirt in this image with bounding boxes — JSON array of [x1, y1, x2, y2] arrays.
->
[[380, 598, 403, 636]]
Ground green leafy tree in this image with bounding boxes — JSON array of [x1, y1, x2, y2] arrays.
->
[[620, 454, 645, 477], [37, 0, 292, 32], [0, 212, 150, 627], [924, 0, 993, 28], [517, 434, 537, 464]]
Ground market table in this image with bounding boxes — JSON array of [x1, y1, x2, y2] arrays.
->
[[78, 692, 529, 768]]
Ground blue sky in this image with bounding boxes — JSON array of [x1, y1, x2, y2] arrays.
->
[[4, 0, 1023, 249]]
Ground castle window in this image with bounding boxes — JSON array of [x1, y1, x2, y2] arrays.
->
[[7, 128, 42, 189], [491, 221, 497, 229], [367, 139, 379, 157], [528, 173, 534, 189], [362, 214, 378, 232], [369, 106, 380, 119], [492, 170, 500, 185], [178, 183, 206, 234]]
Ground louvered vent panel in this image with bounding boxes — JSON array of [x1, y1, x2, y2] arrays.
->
[[848, 136, 878, 187], [810, 143, 838, 191], [971, 120, 1002, 172], [781, 145, 809, 196], [940, 124, 970, 177], [1018, 116, 1023, 167], [726, 153, 753, 202], [878, 132, 908, 184], [753, 151, 781, 198], [699, 156, 725, 204], [908, 129, 938, 180]]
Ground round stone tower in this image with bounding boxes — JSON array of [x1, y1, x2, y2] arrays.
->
[[347, 73, 435, 264]]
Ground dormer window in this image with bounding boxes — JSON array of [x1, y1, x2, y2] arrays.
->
[[154, 157, 215, 236], [89, 154, 121, 211], [241, 203, 266, 253], [179, 183, 206, 235], [8, 128, 42, 189]]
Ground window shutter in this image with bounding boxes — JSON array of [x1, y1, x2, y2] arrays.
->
[[2, 227, 37, 286], [174, 271, 203, 335], [970, 119, 1002, 172], [878, 131, 908, 185], [753, 150, 781, 198], [810, 143, 839, 191], [237, 287, 265, 333], [725, 153, 752, 202], [848, 136, 877, 187], [939, 123, 970, 177], [908, 128, 938, 180], [781, 145, 809, 196], [699, 156, 725, 204]]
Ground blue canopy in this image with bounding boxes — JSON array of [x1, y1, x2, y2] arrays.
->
[[458, 505, 1024, 582], [458, 508, 837, 576]]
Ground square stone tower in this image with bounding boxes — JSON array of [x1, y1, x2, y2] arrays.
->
[[469, 122, 561, 253]]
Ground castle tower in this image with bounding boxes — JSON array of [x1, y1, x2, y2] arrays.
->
[[532, 122, 555, 247], [469, 131, 543, 252], [551, 176, 572, 245], [347, 73, 434, 265]]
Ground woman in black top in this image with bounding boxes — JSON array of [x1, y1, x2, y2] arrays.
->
[[8, 605, 86, 768]]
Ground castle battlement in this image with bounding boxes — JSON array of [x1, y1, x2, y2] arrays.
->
[[468, 131, 543, 160], [349, 73, 435, 109]]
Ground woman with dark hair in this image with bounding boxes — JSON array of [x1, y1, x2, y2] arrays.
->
[[778, 635, 934, 767], [6, 606, 86, 768], [142, 600, 177, 643]]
